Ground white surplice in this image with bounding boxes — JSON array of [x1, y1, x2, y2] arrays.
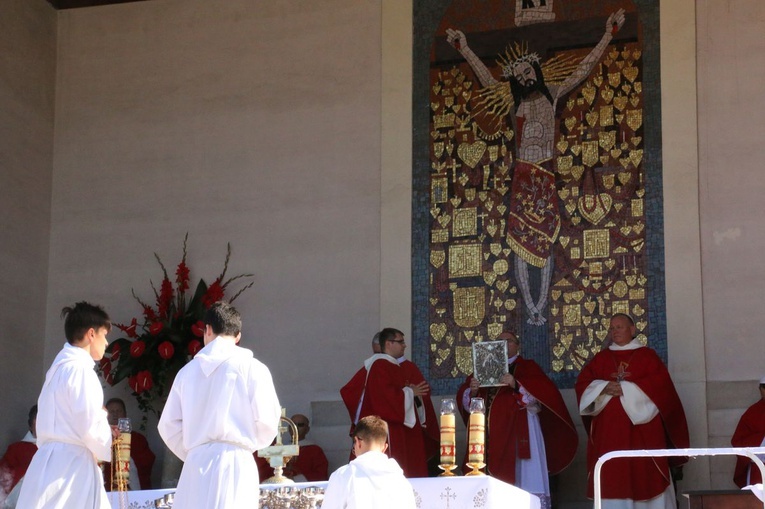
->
[[321, 451, 416, 509], [16, 343, 112, 509], [158, 336, 281, 509]]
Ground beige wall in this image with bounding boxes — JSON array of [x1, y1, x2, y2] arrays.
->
[[696, 0, 765, 489], [0, 0, 56, 446]]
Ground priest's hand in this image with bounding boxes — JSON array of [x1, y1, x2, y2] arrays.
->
[[499, 373, 517, 389], [603, 381, 623, 397], [410, 381, 430, 397], [110, 425, 120, 440]]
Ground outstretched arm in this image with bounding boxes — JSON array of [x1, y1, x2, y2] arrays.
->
[[446, 28, 499, 88], [555, 9, 626, 100]]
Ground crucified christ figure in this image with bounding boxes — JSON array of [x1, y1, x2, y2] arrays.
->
[[446, 9, 625, 325]]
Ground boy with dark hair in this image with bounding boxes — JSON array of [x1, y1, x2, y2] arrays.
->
[[158, 301, 281, 508], [322, 415, 416, 509], [17, 302, 115, 508]]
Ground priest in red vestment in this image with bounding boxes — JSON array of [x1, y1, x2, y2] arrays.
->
[[0, 405, 38, 498], [282, 414, 329, 482], [576, 314, 689, 508], [340, 328, 430, 478], [732, 377, 765, 487], [457, 332, 577, 508], [399, 358, 440, 475]]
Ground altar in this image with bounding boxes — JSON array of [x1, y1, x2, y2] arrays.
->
[[107, 476, 540, 509]]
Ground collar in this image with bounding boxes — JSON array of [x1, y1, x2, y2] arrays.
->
[[609, 338, 643, 351]]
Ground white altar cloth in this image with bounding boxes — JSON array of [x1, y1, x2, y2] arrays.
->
[[108, 476, 540, 509]]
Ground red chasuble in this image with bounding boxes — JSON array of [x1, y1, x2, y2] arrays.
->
[[456, 356, 577, 484], [732, 398, 765, 487], [575, 346, 689, 500], [291, 444, 329, 482], [400, 360, 440, 463], [339, 357, 428, 478], [0, 441, 37, 495]]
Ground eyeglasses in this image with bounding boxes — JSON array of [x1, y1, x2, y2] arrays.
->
[[295, 423, 307, 427], [387, 339, 405, 344]]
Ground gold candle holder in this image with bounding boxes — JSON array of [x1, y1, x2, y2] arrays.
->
[[438, 398, 457, 477], [465, 397, 486, 476]]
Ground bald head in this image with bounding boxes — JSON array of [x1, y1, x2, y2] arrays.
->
[[291, 413, 310, 440]]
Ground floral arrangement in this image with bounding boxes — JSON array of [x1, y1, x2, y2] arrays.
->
[[98, 234, 254, 421]]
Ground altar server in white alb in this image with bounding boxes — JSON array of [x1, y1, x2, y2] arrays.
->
[[321, 415, 416, 509], [16, 302, 116, 509], [158, 301, 281, 508]]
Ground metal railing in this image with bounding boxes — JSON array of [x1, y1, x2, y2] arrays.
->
[[593, 447, 765, 509]]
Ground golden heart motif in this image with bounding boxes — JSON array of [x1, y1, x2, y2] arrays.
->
[[572, 216, 581, 225], [625, 275, 637, 287], [570, 144, 582, 156], [618, 171, 632, 185], [578, 193, 613, 225], [552, 360, 564, 372], [557, 139, 569, 154], [586, 111, 599, 127], [583, 315, 592, 326], [621, 83, 632, 94], [613, 203, 623, 212], [566, 99, 576, 111], [430, 206, 440, 218], [431, 102, 440, 112], [489, 243, 502, 256], [486, 223, 498, 237], [565, 201, 577, 215], [496, 204, 507, 215], [593, 75, 604, 88], [608, 71, 621, 88], [571, 290, 585, 302], [504, 299, 516, 311], [584, 300, 597, 314], [430, 322, 447, 341], [571, 166, 584, 180], [558, 188, 571, 200], [629, 94, 640, 107], [496, 280, 509, 293], [636, 320, 647, 332], [610, 148, 622, 159], [453, 104, 462, 114], [558, 236, 570, 248], [634, 82, 642, 94], [619, 157, 631, 169], [600, 155, 610, 165], [458, 174, 469, 186], [553, 344, 565, 359], [487, 322, 503, 340], [623, 65, 639, 83], [457, 140, 487, 168], [582, 84, 597, 105], [601, 87, 614, 104], [630, 149, 643, 167], [437, 214, 451, 228], [632, 304, 645, 317], [633, 222, 645, 234], [614, 95, 628, 111], [604, 259, 616, 270], [478, 191, 488, 202], [581, 278, 591, 287], [432, 84, 442, 95], [552, 289, 562, 300], [635, 188, 645, 198], [602, 174, 615, 189], [616, 60, 625, 70], [485, 199, 494, 211], [450, 197, 462, 208], [565, 116, 577, 132]]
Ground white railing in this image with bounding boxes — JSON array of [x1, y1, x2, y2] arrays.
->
[[593, 447, 765, 509]]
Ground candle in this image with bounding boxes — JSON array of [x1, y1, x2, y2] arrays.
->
[[439, 413, 456, 464], [467, 412, 485, 463]]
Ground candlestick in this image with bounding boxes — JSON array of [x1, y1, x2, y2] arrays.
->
[[438, 398, 457, 475]]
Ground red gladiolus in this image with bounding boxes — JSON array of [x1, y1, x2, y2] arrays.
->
[[157, 278, 174, 319], [191, 320, 205, 338], [158, 341, 174, 360], [202, 279, 224, 309], [143, 305, 157, 322], [188, 340, 202, 357], [149, 322, 164, 335], [176, 261, 190, 292], [116, 318, 138, 339], [130, 340, 146, 358]]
